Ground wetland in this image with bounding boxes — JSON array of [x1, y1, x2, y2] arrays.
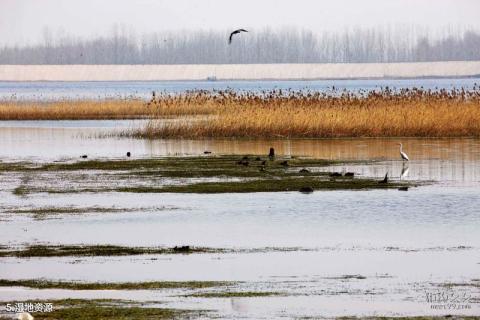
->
[[1, 79, 479, 319]]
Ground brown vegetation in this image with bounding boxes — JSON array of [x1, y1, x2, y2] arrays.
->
[[2, 87, 480, 137], [138, 88, 480, 138], [0, 99, 149, 120]]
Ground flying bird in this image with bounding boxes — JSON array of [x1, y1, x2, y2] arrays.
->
[[398, 143, 409, 161], [229, 29, 248, 44]]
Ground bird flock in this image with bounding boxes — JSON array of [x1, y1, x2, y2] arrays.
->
[[77, 143, 410, 194]]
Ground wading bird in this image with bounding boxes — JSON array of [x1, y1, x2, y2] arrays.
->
[[398, 143, 409, 161], [229, 29, 248, 44]]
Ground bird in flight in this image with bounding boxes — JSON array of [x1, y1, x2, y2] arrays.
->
[[229, 29, 248, 44]]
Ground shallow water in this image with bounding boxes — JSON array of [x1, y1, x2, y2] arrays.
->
[[1, 78, 479, 100], [0, 120, 479, 318], [1, 187, 479, 248], [1, 121, 479, 185]]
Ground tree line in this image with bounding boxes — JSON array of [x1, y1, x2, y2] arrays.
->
[[1, 26, 479, 64]]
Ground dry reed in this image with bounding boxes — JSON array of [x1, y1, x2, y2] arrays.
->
[[137, 88, 480, 138], [2, 87, 480, 137], [0, 99, 150, 120]]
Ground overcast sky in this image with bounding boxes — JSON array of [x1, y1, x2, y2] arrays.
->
[[1, 0, 479, 46]]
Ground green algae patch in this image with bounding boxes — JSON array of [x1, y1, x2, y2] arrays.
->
[[0, 244, 224, 258], [0, 299, 209, 320], [0, 279, 234, 290], [6, 207, 128, 215], [119, 176, 407, 193], [1, 155, 339, 174], [185, 291, 283, 298], [2, 155, 414, 195], [0, 244, 317, 258]]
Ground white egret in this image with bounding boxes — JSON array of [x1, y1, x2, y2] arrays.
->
[[398, 143, 409, 161]]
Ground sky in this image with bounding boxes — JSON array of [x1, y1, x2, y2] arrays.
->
[[1, 0, 480, 46]]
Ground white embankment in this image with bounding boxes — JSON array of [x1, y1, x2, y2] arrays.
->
[[0, 61, 480, 81]]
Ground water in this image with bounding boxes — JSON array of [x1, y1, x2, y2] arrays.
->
[[0, 79, 479, 317], [1, 78, 479, 100], [0, 123, 479, 317], [1, 121, 479, 185], [1, 188, 479, 248]]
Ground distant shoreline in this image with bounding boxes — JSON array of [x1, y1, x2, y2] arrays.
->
[[1, 61, 480, 81]]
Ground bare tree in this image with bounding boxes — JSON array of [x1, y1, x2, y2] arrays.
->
[[1, 25, 479, 64]]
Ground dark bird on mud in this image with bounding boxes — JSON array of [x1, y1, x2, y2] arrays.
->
[[268, 147, 275, 159], [236, 159, 249, 166], [173, 245, 190, 252], [299, 186, 314, 194], [329, 172, 342, 177], [203, 151, 212, 154], [344, 172, 355, 177], [379, 172, 389, 184], [268, 148, 275, 160], [80, 155, 88, 159], [126, 152, 131, 157], [229, 29, 248, 44]]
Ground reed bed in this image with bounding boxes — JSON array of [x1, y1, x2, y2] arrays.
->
[[0, 91, 223, 120], [136, 88, 480, 138], [2, 87, 480, 137], [0, 99, 150, 120]]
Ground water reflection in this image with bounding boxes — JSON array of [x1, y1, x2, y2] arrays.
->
[[1, 121, 479, 318], [1, 121, 479, 184]]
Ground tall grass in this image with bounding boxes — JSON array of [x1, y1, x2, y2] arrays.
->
[[2, 88, 480, 138], [0, 99, 150, 120], [137, 88, 480, 138]]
